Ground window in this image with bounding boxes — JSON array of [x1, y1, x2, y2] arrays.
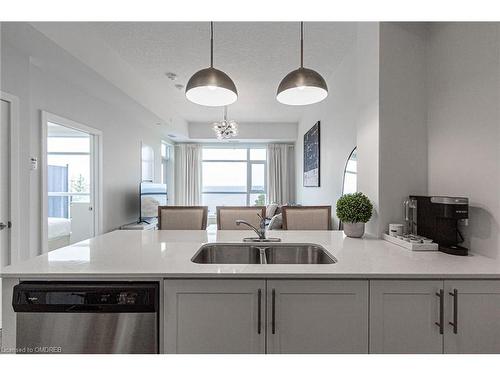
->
[[202, 147, 267, 215], [47, 125, 92, 219], [141, 143, 154, 182]]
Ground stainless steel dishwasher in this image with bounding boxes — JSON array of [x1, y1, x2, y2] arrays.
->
[[12, 282, 159, 354]]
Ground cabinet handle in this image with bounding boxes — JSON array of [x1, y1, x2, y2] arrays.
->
[[435, 289, 444, 335], [257, 289, 262, 335], [272, 288, 276, 334], [449, 289, 458, 334]]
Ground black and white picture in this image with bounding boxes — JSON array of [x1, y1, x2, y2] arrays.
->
[[303, 121, 320, 187]]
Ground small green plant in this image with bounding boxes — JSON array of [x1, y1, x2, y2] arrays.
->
[[254, 194, 266, 206], [71, 174, 88, 193], [336, 192, 373, 223]]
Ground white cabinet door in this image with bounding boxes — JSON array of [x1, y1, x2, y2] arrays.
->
[[267, 280, 369, 353], [370, 280, 444, 353], [444, 280, 500, 354], [164, 279, 265, 353]]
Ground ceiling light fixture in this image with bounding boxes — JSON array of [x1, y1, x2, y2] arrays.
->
[[213, 106, 238, 140], [186, 22, 238, 107], [277, 22, 328, 106]]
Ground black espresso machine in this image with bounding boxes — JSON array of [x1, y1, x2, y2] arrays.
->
[[403, 196, 469, 256]]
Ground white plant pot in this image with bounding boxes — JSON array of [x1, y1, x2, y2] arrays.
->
[[343, 222, 365, 238]]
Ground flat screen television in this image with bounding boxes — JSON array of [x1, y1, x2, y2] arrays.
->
[[140, 182, 167, 222]]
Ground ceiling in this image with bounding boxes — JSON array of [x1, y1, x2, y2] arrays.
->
[[33, 22, 357, 127]]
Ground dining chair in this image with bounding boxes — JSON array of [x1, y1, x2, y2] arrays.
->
[[282, 206, 332, 230], [158, 206, 208, 230], [216, 206, 266, 230]]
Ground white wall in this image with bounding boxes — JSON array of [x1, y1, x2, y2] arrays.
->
[[364, 22, 499, 257], [355, 23, 381, 235], [355, 23, 428, 237], [1, 23, 178, 259], [426, 23, 500, 258], [294, 23, 383, 232], [378, 23, 428, 235], [356, 21, 500, 259], [188, 121, 297, 143], [295, 47, 358, 228]]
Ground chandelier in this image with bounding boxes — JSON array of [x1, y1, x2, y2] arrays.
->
[[212, 106, 238, 140]]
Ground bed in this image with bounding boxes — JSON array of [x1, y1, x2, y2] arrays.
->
[[48, 217, 71, 250]]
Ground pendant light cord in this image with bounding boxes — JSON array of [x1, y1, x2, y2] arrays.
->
[[210, 21, 214, 67], [300, 21, 304, 68]]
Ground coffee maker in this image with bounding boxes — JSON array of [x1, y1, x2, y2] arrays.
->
[[403, 196, 469, 256]]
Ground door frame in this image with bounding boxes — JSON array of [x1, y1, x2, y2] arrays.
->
[[0, 91, 20, 265], [40, 111, 103, 254]]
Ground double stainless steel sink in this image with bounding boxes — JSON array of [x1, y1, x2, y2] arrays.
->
[[191, 243, 337, 265]]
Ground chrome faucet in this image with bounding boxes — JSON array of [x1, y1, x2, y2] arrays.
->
[[236, 214, 267, 240]]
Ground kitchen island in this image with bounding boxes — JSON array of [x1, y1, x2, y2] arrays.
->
[[2, 229, 500, 354]]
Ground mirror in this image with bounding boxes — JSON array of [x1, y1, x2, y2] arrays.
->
[[341, 147, 357, 195], [339, 147, 357, 230]]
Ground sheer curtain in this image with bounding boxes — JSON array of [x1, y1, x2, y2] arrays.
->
[[174, 144, 202, 205], [266, 144, 295, 205]]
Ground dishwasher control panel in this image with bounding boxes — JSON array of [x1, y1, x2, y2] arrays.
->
[[12, 282, 158, 313]]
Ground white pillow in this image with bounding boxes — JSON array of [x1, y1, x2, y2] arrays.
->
[[266, 203, 279, 219], [268, 214, 283, 230]]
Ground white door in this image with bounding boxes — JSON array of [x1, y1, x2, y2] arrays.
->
[[267, 280, 369, 353], [444, 280, 500, 354], [370, 280, 444, 353], [0, 99, 12, 328], [164, 279, 266, 354]]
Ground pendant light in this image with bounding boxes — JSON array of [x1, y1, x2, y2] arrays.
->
[[186, 22, 238, 107], [277, 22, 328, 106]]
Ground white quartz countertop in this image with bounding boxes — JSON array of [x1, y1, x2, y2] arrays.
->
[[2, 229, 500, 279]]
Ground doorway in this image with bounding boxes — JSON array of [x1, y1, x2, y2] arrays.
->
[[41, 112, 102, 253], [0, 98, 10, 331], [1, 92, 20, 331]]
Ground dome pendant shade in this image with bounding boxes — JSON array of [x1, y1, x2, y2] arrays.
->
[[276, 67, 328, 106], [185, 22, 238, 107], [276, 22, 328, 106], [185, 67, 238, 107]]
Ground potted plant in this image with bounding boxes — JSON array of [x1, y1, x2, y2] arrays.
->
[[336, 192, 373, 238]]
